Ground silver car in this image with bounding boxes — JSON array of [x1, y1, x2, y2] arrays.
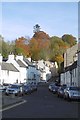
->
[[64, 86, 80, 101], [5, 84, 24, 96]]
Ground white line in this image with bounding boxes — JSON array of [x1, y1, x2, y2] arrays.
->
[[0, 100, 27, 112]]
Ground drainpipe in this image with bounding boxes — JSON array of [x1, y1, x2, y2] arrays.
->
[[70, 70, 72, 86]]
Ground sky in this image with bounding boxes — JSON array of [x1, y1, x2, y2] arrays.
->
[[1, 1, 78, 41]]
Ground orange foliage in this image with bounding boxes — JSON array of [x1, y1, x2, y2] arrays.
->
[[15, 37, 30, 57], [55, 54, 64, 63]]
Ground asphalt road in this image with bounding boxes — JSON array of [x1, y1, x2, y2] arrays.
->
[[2, 83, 80, 118]]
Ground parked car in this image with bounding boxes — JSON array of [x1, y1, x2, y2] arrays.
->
[[49, 83, 55, 92], [2, 83, 10, 89], [49, 82, 60, 93], [51, 84, 60, 94], [23, 85, 32, 94], [5, 84, 24, 96], [64, 86, 80, 101], [30, 82, 37, 91], [0, 85, 6, 93], [57, 84, 67, 98]]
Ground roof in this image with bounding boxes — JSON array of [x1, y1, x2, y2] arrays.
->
[[1, 62, 19, 72], [60, 61, 77, 74], [16, 59, 27, 68], [23, 58, 35, 67], [65, 61, 77, 72]]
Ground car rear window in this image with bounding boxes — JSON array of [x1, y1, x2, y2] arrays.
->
[[70, 87, 80, 91], [10, 85, 19, 89]]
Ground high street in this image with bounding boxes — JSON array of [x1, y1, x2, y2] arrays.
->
[[2, 83, 79, 118]]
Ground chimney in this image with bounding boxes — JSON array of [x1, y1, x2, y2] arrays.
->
[[8, 54, 15, 61], [16, 55, 23, 61], [27, 58, 31, 62]]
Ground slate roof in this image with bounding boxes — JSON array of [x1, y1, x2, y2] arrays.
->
[[23, 58, 35, 67], [16, 59, 27, 68], [65, 61, 77, 72], [1, 62, 19, 72], [60, 61, 77, 74]]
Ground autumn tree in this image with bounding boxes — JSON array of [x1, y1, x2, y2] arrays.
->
[[62, 34, 77, 47], [29, 30, 50, 60], [49, 36, 69, 70], [15, 37, 30, 57]]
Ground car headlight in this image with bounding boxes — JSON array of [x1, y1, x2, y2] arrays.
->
[[13, 90, 18, 93], [6, 89, 8, 92]]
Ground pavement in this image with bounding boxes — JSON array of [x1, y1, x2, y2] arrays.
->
[[0, 93, 24, 110]]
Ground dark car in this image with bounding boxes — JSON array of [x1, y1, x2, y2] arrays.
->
[[30, 82, 37, 91], [52, 85, 60, 94], [23, 85, 32, 94], [49, 83, 54, 91], [57, 84, 67, 98], [49, 82, 60, 94]]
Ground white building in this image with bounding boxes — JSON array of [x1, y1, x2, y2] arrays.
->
[[23, 57, 40, 83], [1, 62, 19, 84], [60, 61, 78, 86], [0, 54, 41, 84], [60, 44, 78, 86], [35, 60, 52, 82], [6, 54, 28, 83], [77, 43, 80, 86], [0, 54, 20, 84], [64, 44, 78, 67]]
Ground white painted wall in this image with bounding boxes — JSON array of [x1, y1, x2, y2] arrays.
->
[[37, 60, 51, 81], [1, 70, 8, 84], [16, 55, 28, 83], [1, 70, 19, 84], [7, 55, 28, 84], [0, 54, 2, 63]]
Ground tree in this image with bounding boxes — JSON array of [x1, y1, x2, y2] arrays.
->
[[15, 37, 30, 57], [62, 34, 77, 47], [29, 38, 41, 60], [0, 35, 3, 54], [33, 24, 41, 33], [49, 36, 69, 70], [29, 30, 50, 60]]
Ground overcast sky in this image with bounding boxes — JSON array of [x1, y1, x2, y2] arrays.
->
[[1, 1, 78, 41]]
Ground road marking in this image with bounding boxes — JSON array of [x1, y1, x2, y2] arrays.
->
[[0, 100, 27, 112]]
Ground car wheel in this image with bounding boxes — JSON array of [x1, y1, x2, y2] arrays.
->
[[57, 93, 59, 97], [5, 93, 9, 96], [67, 94, 71, 101], [63, 94, 66, 100]]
